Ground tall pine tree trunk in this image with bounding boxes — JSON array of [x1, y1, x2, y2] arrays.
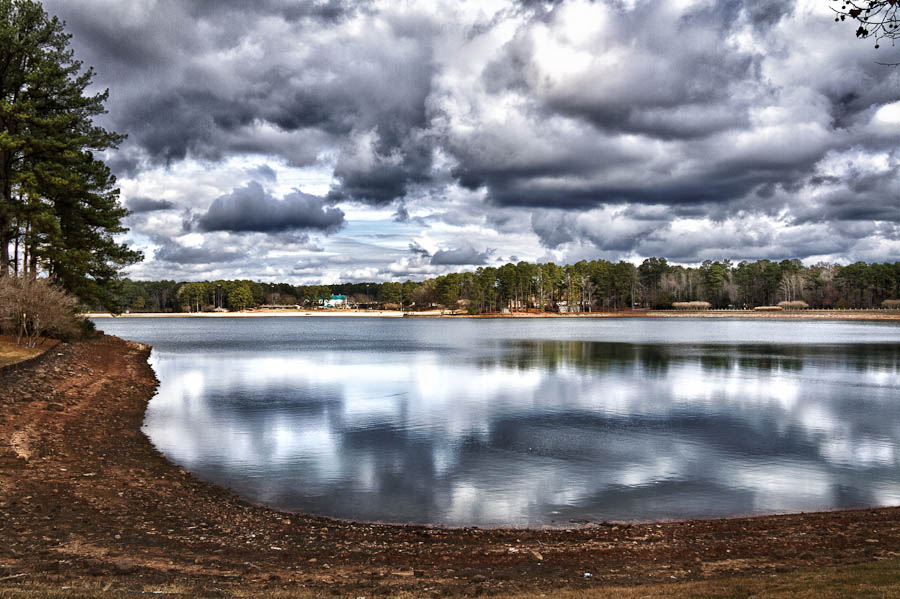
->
[[0, 162, 9, 276], [13, 223, 19, 276], [0, 215, 8, 276]]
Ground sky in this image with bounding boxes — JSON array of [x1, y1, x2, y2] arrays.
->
[[43, 0, 900, 283]]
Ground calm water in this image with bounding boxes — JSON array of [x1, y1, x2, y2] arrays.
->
[[94, 317, 900, 527]]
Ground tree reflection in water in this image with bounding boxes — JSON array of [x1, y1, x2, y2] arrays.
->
[[95, 317, 900, 526]]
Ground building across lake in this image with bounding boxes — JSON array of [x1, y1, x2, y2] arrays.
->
[[324, 294, 347, 309]]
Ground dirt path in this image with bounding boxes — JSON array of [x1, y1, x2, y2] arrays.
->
[[1, 335, 900, 597]]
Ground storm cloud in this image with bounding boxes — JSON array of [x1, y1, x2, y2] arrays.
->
[[127, 196, 176, 213], [155, 244, 242, 265], [431, 245, 493, 266], [431, 245, 494, 266], [41, 0, 900, 280], [196, 183, 345, 234]]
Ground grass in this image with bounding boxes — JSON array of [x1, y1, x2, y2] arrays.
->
[[2, 559, 900, 599], [0, 336, 44, 368]]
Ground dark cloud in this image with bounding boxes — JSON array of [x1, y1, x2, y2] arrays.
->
[[483, 15, 759, 140], [408, 241, 431, 257], [328, 131, 435, 205], [292, 255, 351, 274], [105, 147, 145, 178], [39, 0, 900, 273], [155, 244, 242, 264], [246, 164, 278, 182], [793, 167, 900, 224], [691, 0, 795, 34], [127, 196, 176, 213], [530, 212, 575, 248], [48, 0, 436, 202], [54, 0, 899, 213], [455, 4, 804, 213], [431, 245, 493, 265], [393, 204, 410, 222], [184, 0, 365, 23], [446, 0, 900, 234], [531, 209, 668, 252], [197, 183, 345, 233]]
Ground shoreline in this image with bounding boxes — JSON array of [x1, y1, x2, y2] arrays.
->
[[2, 335, 900, 596], [88, 309, 410, 318], [87, 309, 900, 320]]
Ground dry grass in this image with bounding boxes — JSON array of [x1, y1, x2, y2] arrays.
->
[[0, 336, 44, 368], [777, 301, 810, 310], [672, 301, 712, 310], [2, 559, 900, 599]]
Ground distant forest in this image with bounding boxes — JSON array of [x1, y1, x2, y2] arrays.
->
[[111, 258, 900, 314]]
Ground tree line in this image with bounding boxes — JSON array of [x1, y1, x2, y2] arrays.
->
[[113, 258, 900, 314]]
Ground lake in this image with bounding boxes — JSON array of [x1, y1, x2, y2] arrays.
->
[[94, 316, 900, 527]]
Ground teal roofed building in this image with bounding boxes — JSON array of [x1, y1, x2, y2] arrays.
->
[[324, 294, 347, 308]]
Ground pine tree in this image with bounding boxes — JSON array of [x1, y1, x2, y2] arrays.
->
[[0, 0, 140, 309]]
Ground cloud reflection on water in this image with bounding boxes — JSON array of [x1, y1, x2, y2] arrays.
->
[[140, 334, 900, 526]]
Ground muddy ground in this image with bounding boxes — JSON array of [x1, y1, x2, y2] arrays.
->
[[1, 335, 899, 597]]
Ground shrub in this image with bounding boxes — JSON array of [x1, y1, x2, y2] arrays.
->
[[882, 299, 900, 310], [0, 276, 82, 347], [777, 301, 809, 310], [76, 317, 99, 340], [672, 301, 711, 311]]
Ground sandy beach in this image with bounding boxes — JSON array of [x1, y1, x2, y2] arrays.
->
[[88, 309, 414, 318], [86, 309, 900, 321]]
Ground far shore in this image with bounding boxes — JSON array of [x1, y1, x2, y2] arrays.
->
[[87, 308, 900, 320], [89, 309, 413, 318]]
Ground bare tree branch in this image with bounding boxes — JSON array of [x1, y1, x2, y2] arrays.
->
[[831, 0, 900, 50]]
